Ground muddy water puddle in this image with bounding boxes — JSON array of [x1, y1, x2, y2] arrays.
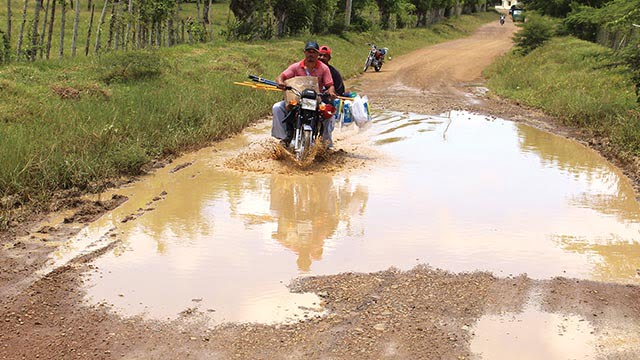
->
[[471, 301, 598, 359], [46, 111, 640, 327]]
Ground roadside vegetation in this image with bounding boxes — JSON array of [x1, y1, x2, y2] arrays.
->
[[0, 5, 497, 228], [486, 0, 640, 162]]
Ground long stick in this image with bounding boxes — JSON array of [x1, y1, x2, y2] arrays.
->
[[85, 3, 95, 56], [59, 0, 67, 58], [7, 0, 12, 45], [45, 0, 56, 59], [71, 0, 80, 56], [124, 0, 132, 49], [94, 0, 108, 54], [207, 0, 212, 42], [30, 0, 42, 61], [107, 1, 115, 49], [39, 0, 50, 59], [16, 0, 28, 60]]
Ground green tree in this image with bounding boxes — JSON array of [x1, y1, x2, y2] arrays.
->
[[513, 13, 556, 55], [376, 0, 412, 29], [138, 0, 176, 23], [311, 0, 340, 34], [411, 0, 435, 26], [271, 0, 313, 36], [338, 0, 376, 31], [229, 0, 271, 38], [521, 0, 613, 18]]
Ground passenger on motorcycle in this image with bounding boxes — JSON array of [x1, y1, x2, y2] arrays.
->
[[272, 41, 337, 147], [318, 45, 345, 148], [318, 45, 345, 97]]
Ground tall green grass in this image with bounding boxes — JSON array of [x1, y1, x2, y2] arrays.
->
[[0, 11, 497, 223], [485, 36, 640, 155]]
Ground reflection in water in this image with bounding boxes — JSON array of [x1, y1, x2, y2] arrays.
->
[[557, 236, 640, 283], [42, 110, 640, 323], [366, 111, 640, 283], [471, 302, 597, 359], [518, 125, 640, 222], [269, 175, 368, 271], [271, 176, 334, 271], [74, 139, 370, 322]]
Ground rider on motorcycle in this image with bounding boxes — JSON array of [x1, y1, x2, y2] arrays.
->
[[272, 41, 337, 147]]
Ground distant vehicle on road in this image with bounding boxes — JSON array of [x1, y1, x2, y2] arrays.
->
[[511, 9, 525, 22]]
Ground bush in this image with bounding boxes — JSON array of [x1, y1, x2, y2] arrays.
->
[[513, 14, 556, 55], [98, 51, 166, 84], [563, 5, 600, 42], [619, 40, 640, 103]]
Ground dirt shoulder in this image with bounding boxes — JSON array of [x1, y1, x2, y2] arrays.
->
[[2, 19, 640, 360]]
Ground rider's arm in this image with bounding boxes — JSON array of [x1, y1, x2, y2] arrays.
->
[[326, 85, 337, 99], [276, 74, 287, 90], [277, 62, 300, 90]]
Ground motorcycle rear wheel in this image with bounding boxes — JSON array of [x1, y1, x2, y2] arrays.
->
[[374, 64, 382, 72]]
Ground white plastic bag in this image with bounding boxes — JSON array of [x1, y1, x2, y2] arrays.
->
[[351, 95, 370, 127]]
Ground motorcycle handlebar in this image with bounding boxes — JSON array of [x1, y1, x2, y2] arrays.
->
[[285, 86, 328, 96]]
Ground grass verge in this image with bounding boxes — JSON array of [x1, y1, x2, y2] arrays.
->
[[485, 36, 640, 157]]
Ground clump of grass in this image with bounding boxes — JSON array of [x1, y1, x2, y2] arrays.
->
[[98, 51, 167, 84]]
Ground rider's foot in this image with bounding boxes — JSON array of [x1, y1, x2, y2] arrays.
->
[[279, 138, 292, 148]]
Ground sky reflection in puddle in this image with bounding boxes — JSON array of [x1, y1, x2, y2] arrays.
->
[[471, 302, 597, 360]]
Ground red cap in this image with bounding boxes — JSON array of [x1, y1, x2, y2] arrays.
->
[[319, 45, 331, 56]]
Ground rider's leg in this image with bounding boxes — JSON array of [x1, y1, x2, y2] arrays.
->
[[322, 118, 334, 148], [272, 101, 288, 140]]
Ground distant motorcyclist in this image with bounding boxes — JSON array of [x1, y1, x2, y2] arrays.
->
[[272, 41, 336, 147], [500, 14, 505, 26]]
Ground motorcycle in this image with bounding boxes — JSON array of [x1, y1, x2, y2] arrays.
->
[[363, 43, 388, 72], [500, 15, 505, 26], [282, 86, 335, 161]]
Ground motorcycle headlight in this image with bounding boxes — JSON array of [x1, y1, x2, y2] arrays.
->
[[301, 98, 317, 111]]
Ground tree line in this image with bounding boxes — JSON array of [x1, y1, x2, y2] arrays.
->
[[1, 0, 221, 63], [227, 0, 489, 39]]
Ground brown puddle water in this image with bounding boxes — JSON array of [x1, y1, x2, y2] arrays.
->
[[45, 111, 640, 330], [471, 301, 598, 359], [470, 293, 640, 359]]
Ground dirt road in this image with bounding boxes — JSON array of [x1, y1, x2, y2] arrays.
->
[[2, 19, 640, 360]]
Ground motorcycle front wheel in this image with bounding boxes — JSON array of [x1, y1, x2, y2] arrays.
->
[[363, 56, 372, 72], [296, 130, 312, 161], [374, 63, 382, 72]]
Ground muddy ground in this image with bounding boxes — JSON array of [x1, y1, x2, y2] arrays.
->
[[2, 18, 640, 360]]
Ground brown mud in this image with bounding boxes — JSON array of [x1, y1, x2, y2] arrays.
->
[[1, 19, 640, 360]]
